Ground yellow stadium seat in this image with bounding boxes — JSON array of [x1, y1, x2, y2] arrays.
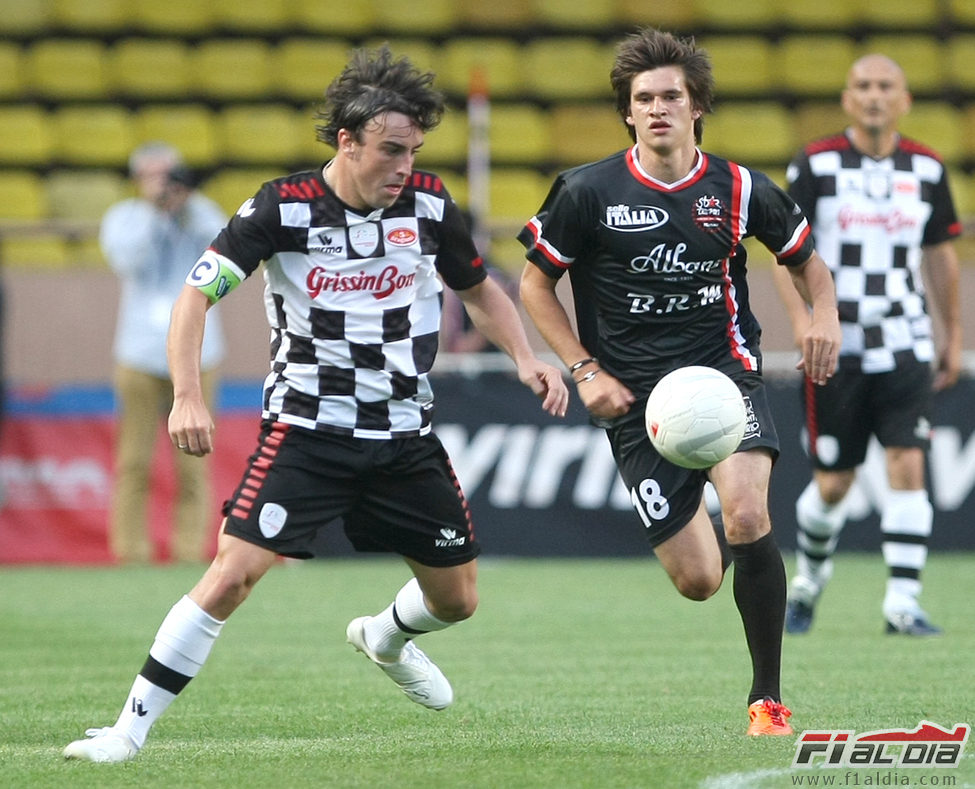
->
[[416, 109, 468, 169], [194, 39, 275, 101], [944, 35, 975, 93], [370, 0, 458, 34], [615, 0, 698, 29], [0, 235, 72, 269], [51, 0, 131, 32], [962, 104, 975, 160], [0, 170, 48, 220], [794, 102, 848, 147], [0, 0, 51, 35], [533, 0, 616, 30], [25, 39, 109, 100], [776, 35, 858, 98], [52, 105, 135, 168], [948, 0, 975, 25], [362, 38, 439, 77], [202, 168, 285, 217], [109, 38, 192, 100], [0, 105, 55, 167], [133, 104, 220, 169], [704, 103, 796, 166], [455, 0, 534, 29], [289, 0, 376, 35], [525, 38, 613, 101], [859, 0, 940, 28], [46, 169, 129, 221], [698, 36, 774, 97], [779, 0, 862, 29], [947, 169, 974, 220], [550, 103, 629, 166], [130, 0, 214, 34], [692, 0, 781, 29], [488, 168, 550, 224], [217, 105, 307, 168], [898, 102, 964, 166], [860, 35, 944, 95], [437, 38, 524, 99], [208, 0, 292, 33], [487, 104, 550, 167], [0, 43, 25, 100], [275, 39, 355, 103]]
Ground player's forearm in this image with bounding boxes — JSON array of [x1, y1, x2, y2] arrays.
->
[[518, 266, 589, 369], [457, 278, 535, 365], [167, 285, 209, 400]]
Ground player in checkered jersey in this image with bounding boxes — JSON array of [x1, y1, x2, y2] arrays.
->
[[64, 45, 568, 763], [773, 54, 962, 636]]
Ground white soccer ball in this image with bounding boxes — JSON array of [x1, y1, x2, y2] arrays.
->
[[645, 366, 747, 469]]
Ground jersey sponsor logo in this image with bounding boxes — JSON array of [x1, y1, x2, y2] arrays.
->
[[435, 528, 466, 548], [691, 195, 727, 233], [601, 203, 669, 232], [629, 242, 724, 276], [309, 231, 344, 255], [385, 227, 418, 246], [837, 206, 921, 233], [349, 222, 381, 257], [306, 264, 416, 300]]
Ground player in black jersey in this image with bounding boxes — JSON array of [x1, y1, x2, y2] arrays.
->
[[773, 55, 962, 637], [64, 45, 568, 763], [519, 28, 841, 736]]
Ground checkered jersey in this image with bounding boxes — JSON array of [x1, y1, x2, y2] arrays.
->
[[787, 132, 961, 373], [192, 167, 486, 438]]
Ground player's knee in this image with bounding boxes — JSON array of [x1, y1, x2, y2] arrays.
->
[[722, 504, 769, 544], [672, 570, 721, 601], [429, 588, 478, 623]]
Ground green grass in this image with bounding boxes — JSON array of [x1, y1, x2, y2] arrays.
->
[[1, 555, 973, 788]]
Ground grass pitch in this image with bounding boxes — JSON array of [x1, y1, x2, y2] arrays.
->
[[1, 554, 973, 788]]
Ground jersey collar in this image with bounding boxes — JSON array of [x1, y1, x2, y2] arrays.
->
[[625, 145, 708, 191]]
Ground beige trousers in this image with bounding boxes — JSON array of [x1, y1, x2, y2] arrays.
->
[[110, 365, 217, 563]]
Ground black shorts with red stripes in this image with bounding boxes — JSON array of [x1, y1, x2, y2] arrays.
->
[[222, 420, 480, 565]]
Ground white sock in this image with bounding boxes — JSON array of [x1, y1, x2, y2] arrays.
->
[[363, 578, 452, 661], [880, 489, 932, 617], [113, 596, 224, 748], [793, 481, 848, 594]]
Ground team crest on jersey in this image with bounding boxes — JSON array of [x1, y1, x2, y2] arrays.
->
[[349, 222, 381, 257], [692, 195, 727, 233]]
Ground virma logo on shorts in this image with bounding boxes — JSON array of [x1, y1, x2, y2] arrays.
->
[[435, 528, 465, 548], [792, 721, 969, 769]]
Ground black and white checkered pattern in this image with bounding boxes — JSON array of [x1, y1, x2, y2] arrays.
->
[[787, 133, 961, 373], [199, 167, 485, 438]]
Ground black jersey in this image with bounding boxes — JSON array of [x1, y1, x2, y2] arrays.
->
[[201, 166, 486, 439], [519, 146, 815, 399], [787, 131, 962, 373]]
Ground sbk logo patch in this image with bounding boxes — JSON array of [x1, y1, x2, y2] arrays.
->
[[792, 721, 970, 769]]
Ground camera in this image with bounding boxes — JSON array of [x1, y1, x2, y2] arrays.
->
[[167, 165, 196, 188]]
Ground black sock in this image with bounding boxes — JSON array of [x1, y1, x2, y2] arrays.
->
[[730, 531, 786, 705]]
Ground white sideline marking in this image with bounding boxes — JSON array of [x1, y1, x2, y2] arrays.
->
[[700, 768, 793, 789]]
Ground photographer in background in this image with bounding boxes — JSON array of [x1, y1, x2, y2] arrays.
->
[[100, 142, 227, 564]]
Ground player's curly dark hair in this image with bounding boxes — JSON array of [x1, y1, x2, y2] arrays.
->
[[610, 27, 714, 145], [314, 44, 444, 148]]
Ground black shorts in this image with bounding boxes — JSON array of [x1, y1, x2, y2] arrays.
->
[[802, 360, 932, 471], [222, 421, 480, 565], [608, 373, 778, 548]]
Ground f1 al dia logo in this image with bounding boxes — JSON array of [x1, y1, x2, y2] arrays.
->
[[792, 721, 970, 769]]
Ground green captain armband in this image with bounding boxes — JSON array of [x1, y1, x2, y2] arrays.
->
[[186, 251, 244, 303]]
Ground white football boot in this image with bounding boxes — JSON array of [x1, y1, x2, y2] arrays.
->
[[63, 727, 139, 763]]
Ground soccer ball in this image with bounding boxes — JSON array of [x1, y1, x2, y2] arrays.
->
[[645, 366, 747, 469]]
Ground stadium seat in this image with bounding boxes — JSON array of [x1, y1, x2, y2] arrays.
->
[[216, 104, 307, 168], [776, 35, 858, 98], [109, 39, 192, 100], [778, 0, 861, 30], [0, 43, 25, 100], [53, 105, 136, 168], [362, 38, 439, 76], [437, 38, 524, 99], [129, 0, 214, 34], [202, 168, 286, 217], [488, 168, 549, 224], [133, 104, 219, 169], [794, 102, 848, 147], [415, 109, 468, 169], [208, 0, 292, 33], [370, 0, 458, 34], [455, 0, 534, 29], [289, 0, 376, 35], [533, 0, 616, 30], [0, 235, 72, 269], [51, 0, 131, 33], [274, 39, 354, 103], [25, 39, 109, 100], [692, 0, 781, 29], [0, 105, 55, 167], [860, 35, 944, 95], [489, 104, 551, 166], [615, 0, 698, 29], [0, 170, 48, 221], [0, 0, 51, 35], [698, 36, 774, 97], [550, 103, 629, 166], [45, 169, 129, 222], [962, 104, 975, 161], [704, 103, 797, 166], [524, 38, 613, 101], [898, 102, 964, 166], [194, 39, 275, 101], [944, 35, 975, 93], [858, 0, 940, 29], [947, 169, 974, 220], [948, 0, 975, 25]]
